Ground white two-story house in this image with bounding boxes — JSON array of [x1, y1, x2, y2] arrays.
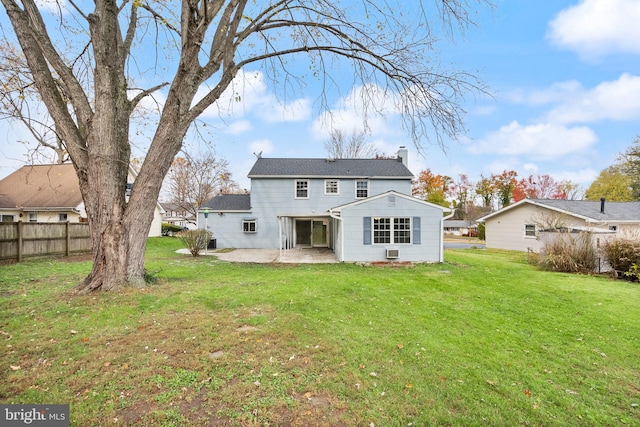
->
[[199, 147, 452, 263]]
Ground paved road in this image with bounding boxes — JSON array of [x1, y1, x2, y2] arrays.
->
[[444, 241, 485, 249]]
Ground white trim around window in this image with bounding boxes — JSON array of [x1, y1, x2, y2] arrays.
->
[[355, 180, 369, 198], [243, 219, 257, 233], [524, 223, 536, 238], [295, 179, 309, 199], [324, 179, 339, 195], [372, 217, 412, 245]]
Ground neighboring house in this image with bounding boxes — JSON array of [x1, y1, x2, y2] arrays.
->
[[443, 220, 477, 236], [0, 164, 86, 223], [0, 163, 164, 236], [160, 202, 195, 229], [478, 198, 640, 252], [200, 147, 453, 263]]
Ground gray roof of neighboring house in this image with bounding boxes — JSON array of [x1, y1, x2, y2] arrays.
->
[[247, 158, 413, 178], [532, 199, 640, 221], [204, 194, 251, 211], [480, 198, 640, 222]]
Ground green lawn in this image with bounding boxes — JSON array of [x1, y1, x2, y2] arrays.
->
[[1, 238, 639, 426]]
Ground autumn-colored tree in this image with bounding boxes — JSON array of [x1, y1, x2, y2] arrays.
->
[[585, 165, 634, 201], [450, 174, 473, 218], [617, 135, 640, 200], [412, 169, 452, 207], [557, 180, 582, 200], [475, 175, 494, 209], [1, 0, 490, 292], [492, 170, 519, 208], [513, 174, 569, 202]]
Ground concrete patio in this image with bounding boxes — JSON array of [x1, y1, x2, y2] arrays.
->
[[177, 247, 338, 263]]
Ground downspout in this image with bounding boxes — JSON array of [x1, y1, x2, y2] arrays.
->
[[329, 209, 344, 262], [440, 209, 456, 263], [277, 215, 282, 262]]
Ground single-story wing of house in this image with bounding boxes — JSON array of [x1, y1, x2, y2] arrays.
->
[[478, 198, 640, 252], [199, 147, 453, 263]]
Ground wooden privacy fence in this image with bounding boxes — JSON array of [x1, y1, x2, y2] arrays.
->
[[0, 222, 91, 262]]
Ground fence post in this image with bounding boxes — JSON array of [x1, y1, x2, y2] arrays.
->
[[17, 221, 23, 263], [66, 221, 70, 257]]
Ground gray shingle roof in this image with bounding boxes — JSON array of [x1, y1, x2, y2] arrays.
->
[[247, 158, 413, 178], [532, 199, 640, 221], [205, 194, 251, 211]]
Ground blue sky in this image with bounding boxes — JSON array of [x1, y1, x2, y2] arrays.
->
[[1, 0, 639, 196]]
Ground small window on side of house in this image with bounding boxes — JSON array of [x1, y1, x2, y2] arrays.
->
[[28, 213, 38, 222], [243, 219, 257, 233], [356, 180, 369, 198], [295, 180, 309, 199], [524, 224, 536, 237], [1, 215, 15, 223], [608, 225, 618, 232], [59, 213, 68, 222], [325, 179, 339, 195]]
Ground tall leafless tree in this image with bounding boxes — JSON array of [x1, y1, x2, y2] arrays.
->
[[165, 152, 238, 222], [324, 129, 379, 159], [1, 0, 491, 292]]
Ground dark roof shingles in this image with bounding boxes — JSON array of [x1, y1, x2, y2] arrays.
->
[[247, 158, 413, 178], [533, 199, 640, 221], [205, 194, 251, 211]]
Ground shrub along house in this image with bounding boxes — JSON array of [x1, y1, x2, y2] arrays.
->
[[199, 147, 452, 263]]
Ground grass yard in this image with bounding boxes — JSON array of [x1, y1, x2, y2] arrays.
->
[[1, 237, 639, 426]]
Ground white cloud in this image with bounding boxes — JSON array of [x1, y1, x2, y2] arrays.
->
[[248, 139, 274, 157], [547, 0, 640, 58], [311, 84, 403, 141], [544, 73, 640, 124], [552, 168, 599, 185], [199, 70, 310, 123], [225, 120, 252, 135], [258, 98, 312, 123], [470, 121, 598, 160], [508, 80, 583, 106]]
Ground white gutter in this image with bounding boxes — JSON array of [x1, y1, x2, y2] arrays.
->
[[329, 209, 344, 262], [440, 209, 456, 263]]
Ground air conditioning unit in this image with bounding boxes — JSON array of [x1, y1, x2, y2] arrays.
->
[[386, 248, 399, 259]]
